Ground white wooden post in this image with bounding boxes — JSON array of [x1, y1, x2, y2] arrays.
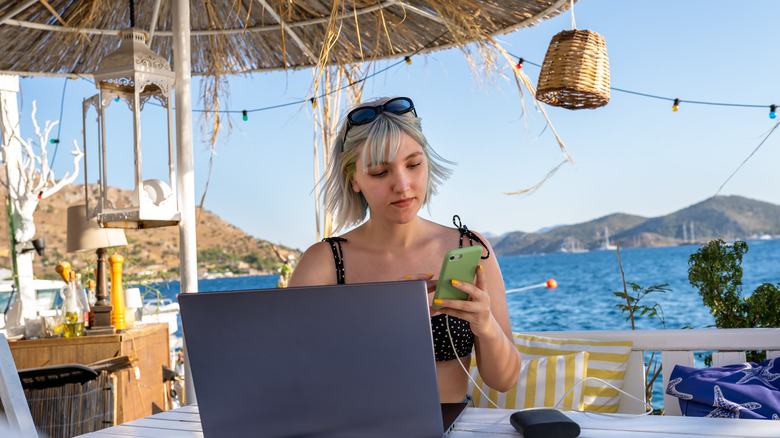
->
[[173, 0, 199, 406], [0, 74, 36, 330]]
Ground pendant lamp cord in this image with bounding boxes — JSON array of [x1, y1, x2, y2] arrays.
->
[[570, 0, 576, 30], [48, 78, 68, 168], [129, 0, 135, 28]]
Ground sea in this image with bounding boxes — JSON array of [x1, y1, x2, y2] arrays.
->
[[149, 238, 780, 410]]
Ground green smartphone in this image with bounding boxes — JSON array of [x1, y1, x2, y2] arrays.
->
[[432, 245, 483, 309]]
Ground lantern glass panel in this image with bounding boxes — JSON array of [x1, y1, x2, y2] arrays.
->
[[139, 102, 174, 184], [101, 97, 135, 194], [81, 99, 102, 211]]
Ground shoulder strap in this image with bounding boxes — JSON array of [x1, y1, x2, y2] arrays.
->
[[453, 215, 490, 260], [322, 237, 347, 284]]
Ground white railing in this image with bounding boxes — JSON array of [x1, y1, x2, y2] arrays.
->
[[522, 328, 780, 415]]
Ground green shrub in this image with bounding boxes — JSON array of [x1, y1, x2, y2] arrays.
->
[[688, 239, 780, 363]]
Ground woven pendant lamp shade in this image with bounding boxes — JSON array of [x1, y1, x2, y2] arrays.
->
[[536, 29, 610, 109]]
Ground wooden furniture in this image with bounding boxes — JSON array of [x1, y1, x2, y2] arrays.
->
[[525, 328, 780, 415], [73, 405, 780, 437], [0, 333, 38, 438], [8, 323, 170, 425]]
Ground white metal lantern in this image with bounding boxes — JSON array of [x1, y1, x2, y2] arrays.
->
[[82, 28, 180, 229]]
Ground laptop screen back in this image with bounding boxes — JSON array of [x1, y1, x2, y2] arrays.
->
[[179, 281, 446, 437]]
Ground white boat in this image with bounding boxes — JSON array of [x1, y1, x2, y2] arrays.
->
[[0, 279, 66, 318], [597, 226, 617, 250], [140, 298, 180, 336], [559, 237, 588, 253]]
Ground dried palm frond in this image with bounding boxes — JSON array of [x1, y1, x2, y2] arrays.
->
[[312, 64, 367, 239]]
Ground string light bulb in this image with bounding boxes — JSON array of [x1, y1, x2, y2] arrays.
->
[[770, 105, 777, 119], [310, 97, 317, 109], [672, 98, 680, 112], [404, 56, 411, 65], [49, 139, 59, 144], [515, 57, 524, 69], [242, 110, 248, 121]]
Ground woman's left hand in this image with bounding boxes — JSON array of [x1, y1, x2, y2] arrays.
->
[[399, 273, 438, 316], [433, 265, 493, 336]]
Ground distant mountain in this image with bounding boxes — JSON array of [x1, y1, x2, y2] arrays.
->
[[0, 185, 300, 279], [534, 224, 565, 234], [493, 196, 780, 256]]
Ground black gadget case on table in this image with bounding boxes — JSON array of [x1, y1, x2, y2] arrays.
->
[[509, 409, 580, 438]]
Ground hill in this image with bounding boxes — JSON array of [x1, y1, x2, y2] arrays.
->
[[492, 196, 780, 256], [0, 185, 300, 280]]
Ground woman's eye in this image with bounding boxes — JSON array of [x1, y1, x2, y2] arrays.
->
[[408, 161, 422, 168], [369, 170, 387, 177]]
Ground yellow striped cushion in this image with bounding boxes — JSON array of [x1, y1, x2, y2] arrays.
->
[[510, 334, 633, 413], [470, 352, 588, 410]]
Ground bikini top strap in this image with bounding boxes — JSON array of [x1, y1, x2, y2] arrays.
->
[[453, 215, 490, 260], [322, 236, 347, 285]]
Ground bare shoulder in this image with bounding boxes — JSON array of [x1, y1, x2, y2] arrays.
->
[[288, 240, 338, 287], [420, 218, 461, 246], [443, 219, 495, 258], [456, 228, 504, 289], [469, 230, 496, 256], [468, 229, 499, 266]]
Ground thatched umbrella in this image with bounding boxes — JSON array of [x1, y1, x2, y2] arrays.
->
[[1, 0, 573, 76], [0, 0, 574, 405]]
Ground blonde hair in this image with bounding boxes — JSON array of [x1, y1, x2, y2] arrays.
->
[[322, 97, 452, 233]]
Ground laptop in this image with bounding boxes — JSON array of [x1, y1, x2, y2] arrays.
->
[[178, 281, 467, 438]]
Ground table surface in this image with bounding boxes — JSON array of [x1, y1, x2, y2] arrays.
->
[[75, 405, 780, 437]]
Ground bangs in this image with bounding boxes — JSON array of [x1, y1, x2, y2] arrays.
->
[[358, 113, 425, 171]]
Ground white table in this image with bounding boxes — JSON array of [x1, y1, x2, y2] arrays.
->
[[76, 405, 780, 437]]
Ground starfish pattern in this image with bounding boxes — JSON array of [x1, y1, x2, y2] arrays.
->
[[735, 357, 780, 389], [705, 386, 761, 419], [666, 377, 693, 400]]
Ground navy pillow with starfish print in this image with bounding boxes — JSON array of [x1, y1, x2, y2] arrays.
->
[[666, 357, 780, 420]]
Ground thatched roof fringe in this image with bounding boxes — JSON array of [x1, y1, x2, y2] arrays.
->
[[0, 0, 574, 76]]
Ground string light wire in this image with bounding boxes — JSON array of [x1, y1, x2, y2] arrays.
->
[[72, 53, 774, 119], [710, 121, 780, 200], [510, 56, 769, 109], [48, 77, 68, 168]]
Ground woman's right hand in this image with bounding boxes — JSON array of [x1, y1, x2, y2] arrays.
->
[[401, 273, 437, 315]]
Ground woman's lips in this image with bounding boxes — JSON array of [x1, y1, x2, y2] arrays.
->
[[392, 198, 414, 208]]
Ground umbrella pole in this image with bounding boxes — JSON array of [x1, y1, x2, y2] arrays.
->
[[173, 0, 198, 406]]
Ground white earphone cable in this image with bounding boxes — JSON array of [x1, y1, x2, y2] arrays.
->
[[446, 315, 655, 415], [446, 314, 500, 408]]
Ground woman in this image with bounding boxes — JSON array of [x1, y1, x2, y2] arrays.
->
[[289, 96, 520, 403]]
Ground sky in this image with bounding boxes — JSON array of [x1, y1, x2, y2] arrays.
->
[[11, 0, 780, 252]]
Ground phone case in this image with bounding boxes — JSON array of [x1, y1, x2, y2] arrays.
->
[[509, 409, 580, 438], [433, 246, 483, 309]]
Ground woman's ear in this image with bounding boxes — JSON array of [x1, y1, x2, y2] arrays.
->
[[349, 175, 361, 193], [345, 162, 360, 193]]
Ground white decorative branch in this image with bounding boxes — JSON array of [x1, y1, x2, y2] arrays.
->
[[1, 100, 84, 245]]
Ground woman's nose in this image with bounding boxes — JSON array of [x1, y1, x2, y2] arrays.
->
[[392, 171, 411, 192]]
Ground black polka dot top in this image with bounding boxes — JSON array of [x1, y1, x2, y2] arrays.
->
[[322, 216, 488, 362]]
